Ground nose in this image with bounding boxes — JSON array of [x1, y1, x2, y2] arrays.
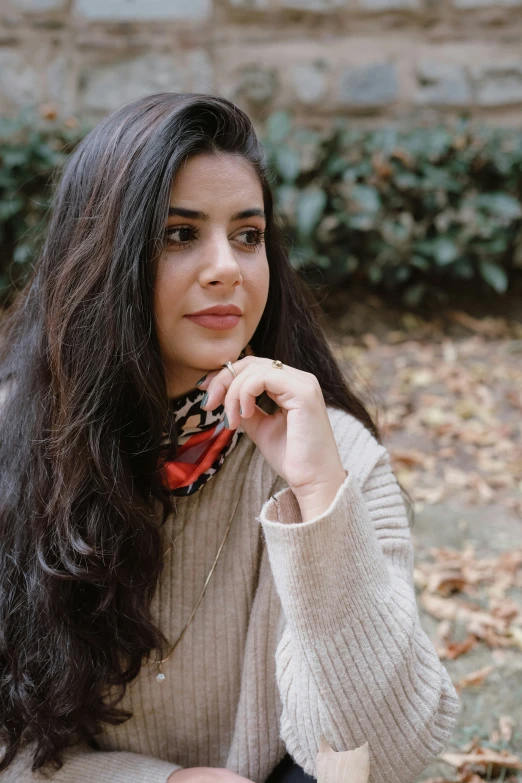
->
[[199, 232, 242, 288]]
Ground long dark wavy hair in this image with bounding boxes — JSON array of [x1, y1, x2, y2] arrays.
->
[[0, 92, 403, 775]]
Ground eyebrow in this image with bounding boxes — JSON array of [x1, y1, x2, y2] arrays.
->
[[168, 206, 266, 222]]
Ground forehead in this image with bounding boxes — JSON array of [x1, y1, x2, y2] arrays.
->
[[169, 153, 263, 207]]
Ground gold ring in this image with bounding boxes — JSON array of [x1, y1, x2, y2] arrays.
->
[[272, 360, 283, 370], [224, 361, 237, 378]]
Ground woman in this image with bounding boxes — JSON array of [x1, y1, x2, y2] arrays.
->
[[0, 93, 459, 783]]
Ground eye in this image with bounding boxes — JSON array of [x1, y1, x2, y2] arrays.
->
[[165, 225, 198, 249], [235, 227, 266, 250]]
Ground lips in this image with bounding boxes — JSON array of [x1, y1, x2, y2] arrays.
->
[[184, 313, 241, 331], [187, 304, 242, 317]]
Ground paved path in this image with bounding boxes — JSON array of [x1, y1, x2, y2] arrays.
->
[[324, 301, 522, 781], [413, 502, 522, 781]]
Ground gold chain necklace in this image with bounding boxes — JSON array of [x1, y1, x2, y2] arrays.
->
[[152, 477, 244, 683]]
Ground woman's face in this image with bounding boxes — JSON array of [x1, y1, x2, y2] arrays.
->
[[154, 152, 270, 399]]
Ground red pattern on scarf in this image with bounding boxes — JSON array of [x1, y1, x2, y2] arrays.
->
[[160, 420, 236, 491]]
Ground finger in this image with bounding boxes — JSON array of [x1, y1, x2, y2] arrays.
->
[[225, 365, 312, 429], [195, 358, 246, 394], [223, 370, 270, 430], [201, 356, 257, 411], [195, 370, 219, 390], [235, 401, 270, 440]]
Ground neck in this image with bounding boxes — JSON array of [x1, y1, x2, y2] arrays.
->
[[166, 369, 206, 401]]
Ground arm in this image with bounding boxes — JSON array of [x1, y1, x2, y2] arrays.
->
[[0, 742, 182, 783], [257, 446, 460, 783]]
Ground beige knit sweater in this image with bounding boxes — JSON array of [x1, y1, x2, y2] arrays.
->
[[2, 406, 460, 783]]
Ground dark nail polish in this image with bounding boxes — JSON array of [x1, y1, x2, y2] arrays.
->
[[201, 392, 209, 407], [224, 413, 229, 429], [239, 405, 243, 415], [196, 374, 208, 386]]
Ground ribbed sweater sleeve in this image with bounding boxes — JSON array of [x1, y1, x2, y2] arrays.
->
[[257, 441, 460, 783], [0, 742, 182, 783]]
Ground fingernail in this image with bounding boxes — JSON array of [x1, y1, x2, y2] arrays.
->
[[196, 374, 208, 386], [224, 413, 229, 429], [201, 392, 209, 407], [239, 405, 242, 415]]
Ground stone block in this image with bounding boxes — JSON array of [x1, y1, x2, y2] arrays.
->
[[0, 49, 39, 106], [338, 62, 398, 107], [228, 0, 269, 6], [46, 54, 73, 112], [186, 50, 213, 93], [279, 0, 346, 10], [358, 0, 420, 10], [81, 52, 213, 113], [453, 0, 522, 7], [9, 0, 66, 8], [234, 64, 279, 105], [415, 61, 472, 106], [471, 60, 522, 106], [74, 0, 212, 20], [292, 61, 329, 103]]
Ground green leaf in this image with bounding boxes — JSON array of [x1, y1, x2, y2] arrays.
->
[[394, 266, 411, 282], [348, 185, 381, 213], [414, 237, 459, 266], [296, 188, 327, 238], [410, 255, 430, 271], [403, 282, 427, 307], [266, 112, 292, 146], [367, 265, 383, 284], [13, 242, 33, 264], [289, 248, 306, 270], [345, 213, 375, 231], [433, 237, 459, 266], [315, 254, 331, 269], [453, 259, 474, 278], [276, 184, 297, 216], [479, 261, 508, 293], [325, 156, 348, 177], [2, 149, 30, 168], [0, 196, 24, 220], [274, 147, 301, 184], [474, 192, 522, 220]]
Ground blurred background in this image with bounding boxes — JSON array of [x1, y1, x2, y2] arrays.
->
[[1, 0, 522, 780]]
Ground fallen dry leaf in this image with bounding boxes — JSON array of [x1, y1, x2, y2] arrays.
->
[[499, 715, 515, 743], [441, 747, 522, 774], [454, 665, 494, 690], [437, 634, 477, 660]]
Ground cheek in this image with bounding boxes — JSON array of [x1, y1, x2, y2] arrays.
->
[[258, 259, 270, 309], [154, 256, 189, 326], [154, 263, 183, 331], [249, 257, 269, 304]]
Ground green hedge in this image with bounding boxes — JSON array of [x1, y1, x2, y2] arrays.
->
[[1, 108, 522, 307], [263, 112, 522, 306], [0, 109, 84, 300]]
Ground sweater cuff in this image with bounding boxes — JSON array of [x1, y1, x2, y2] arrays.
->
[[58, 748, 182, 783], [257, 469, 393, 638]]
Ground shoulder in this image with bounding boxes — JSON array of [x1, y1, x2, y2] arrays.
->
[[326, 405, 388, 488]]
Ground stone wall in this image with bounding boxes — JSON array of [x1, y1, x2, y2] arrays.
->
[[1, 0, 522, 126]]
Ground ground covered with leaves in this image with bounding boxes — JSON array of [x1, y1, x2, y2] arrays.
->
[[323, 283, 522, 782]]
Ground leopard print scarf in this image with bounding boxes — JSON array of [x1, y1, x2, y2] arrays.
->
[[159, 347, 255, 496]]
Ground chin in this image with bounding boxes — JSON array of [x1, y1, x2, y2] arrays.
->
[[207, 345, 246, 367]]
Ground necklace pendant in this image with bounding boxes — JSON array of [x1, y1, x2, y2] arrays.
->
[[156, 671, 166, 682]]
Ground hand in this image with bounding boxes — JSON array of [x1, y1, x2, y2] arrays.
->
[[168, 766, 256, 783], [198, 356, 347, 521]]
